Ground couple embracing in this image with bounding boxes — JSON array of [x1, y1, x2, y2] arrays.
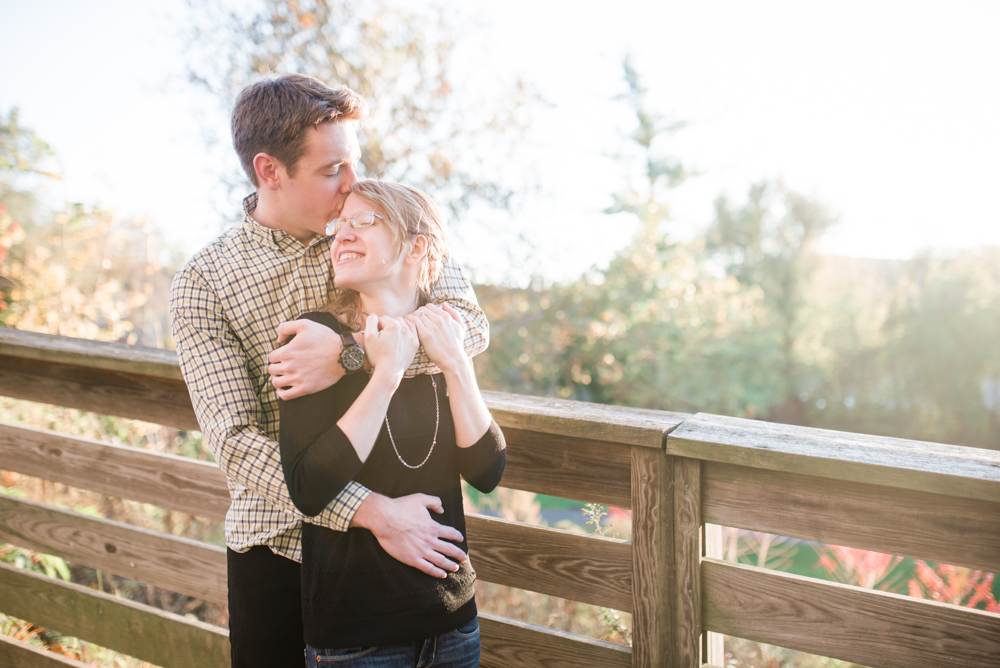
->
[[169, 74, 505, 668]]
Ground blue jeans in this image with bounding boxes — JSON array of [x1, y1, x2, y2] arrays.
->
[[305, 617, 480, 667]]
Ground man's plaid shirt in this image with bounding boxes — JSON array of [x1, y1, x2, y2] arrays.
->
[[168, 193, 489, 562]]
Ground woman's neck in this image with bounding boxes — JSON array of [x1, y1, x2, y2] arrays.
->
[[359, 286, 420, 319]]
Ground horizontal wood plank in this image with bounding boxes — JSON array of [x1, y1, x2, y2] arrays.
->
[[0, 421, 229, 521], [479, 612, 631, 668], [500, 428, 632, 508], [702, 558, 1000, 668], [703, 461, 1000, 573], [0, 494, 227, 604], [0, 327, 183, 380], [466, 513, 632, 611], [0, 634, 92, 667], [0, 562, 229, 668], [0, 354, 198, 431], [670, 412, 1000, 502], [482, 391, 686, 449]]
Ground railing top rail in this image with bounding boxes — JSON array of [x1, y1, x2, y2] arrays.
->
[[0, 328, 686, 448], [670, 412, 1000, 502], [0, 327, 182, 381]]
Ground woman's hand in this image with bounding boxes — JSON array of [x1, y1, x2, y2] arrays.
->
[[406, 303, 468, 373], [364, 314, 419, 384]]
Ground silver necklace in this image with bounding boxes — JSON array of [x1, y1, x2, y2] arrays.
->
[[385, 375, 439, 469]]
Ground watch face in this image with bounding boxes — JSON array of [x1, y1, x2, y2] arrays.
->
[[341, 345, 366, 372]]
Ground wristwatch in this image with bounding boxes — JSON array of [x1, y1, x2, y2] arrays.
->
[[339, 331, 366, 373]]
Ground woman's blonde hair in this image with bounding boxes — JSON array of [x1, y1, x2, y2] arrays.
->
[[323, 179, 448, 329]]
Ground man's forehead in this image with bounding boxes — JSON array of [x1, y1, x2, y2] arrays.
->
[[308, 122, 360, 163]]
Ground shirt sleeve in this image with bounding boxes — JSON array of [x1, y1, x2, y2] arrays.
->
[[169, 266, 370, 531], [405, 256, 490, 377], [456, 420, 506, 493]]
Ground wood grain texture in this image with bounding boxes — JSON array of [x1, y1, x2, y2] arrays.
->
[[630, 447, 673, 668], [702, 558, 1000, 668], [479, 612, 631, 668], [0, 634, 93, 667], [501, 428, 632, 508], [0, 354, 198, 431], [671, 456, 702, 668], [702, 460, 1000, 573], [0, 562, 230, 668], [0, 494, 227, 604], [483, 390, 687, 448], [0, 421, 229, 521], [0, 327, 183, 380], [466, 513, 632, 611], [669, 412, 1000, 502]]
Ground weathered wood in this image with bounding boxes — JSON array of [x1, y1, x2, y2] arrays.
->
[[0, 421, 229, 521], [669, 412, 1000, 503], [631, 447, 673, 668], [0, 327, 183, 380], [466, 513, 632, 612], [671, 456, 702, 668], [0, 354, 198, 431], [703, 460, 1000, 573], [0, 634, 92, 667], [483, 390, 687, 449], [479, 612, 631, 668], [0, 494, 227, 604], [0, 562, 230, 668], [501, 427, 632, 508], [702, 524, 725, 667], [702, 558, 1000, 668]]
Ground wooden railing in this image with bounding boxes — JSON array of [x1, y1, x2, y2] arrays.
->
[[0, 326, 998, 668]]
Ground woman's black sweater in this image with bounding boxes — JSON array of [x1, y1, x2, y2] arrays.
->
[[278, 311, 505, 649]]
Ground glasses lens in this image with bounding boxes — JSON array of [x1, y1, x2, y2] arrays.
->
[[354, 211, 377, 228], [326, 219, 343, 236]]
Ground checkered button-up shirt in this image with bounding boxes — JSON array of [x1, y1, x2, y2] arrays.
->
[[168, 193, 489, 561]]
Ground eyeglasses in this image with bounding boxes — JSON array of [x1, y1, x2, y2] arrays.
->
[[326, 211, 384, 237]]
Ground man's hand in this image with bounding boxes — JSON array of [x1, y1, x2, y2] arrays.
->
[[350, 493, 467, 578], [269, 319, 349, 400]]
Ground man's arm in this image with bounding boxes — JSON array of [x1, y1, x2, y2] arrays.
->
[[169, 267, 366, 532], [270, 256, 487, 397], [170, 268, 466, 574]]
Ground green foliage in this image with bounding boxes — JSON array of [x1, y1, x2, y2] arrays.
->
[[186, 0, 535, 218]]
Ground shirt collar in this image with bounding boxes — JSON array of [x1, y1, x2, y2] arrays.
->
[[241, 192, 328, 253]]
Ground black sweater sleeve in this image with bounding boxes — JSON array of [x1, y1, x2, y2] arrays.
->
[[278, 312, 365, 517], [455, 420, 506, 493]]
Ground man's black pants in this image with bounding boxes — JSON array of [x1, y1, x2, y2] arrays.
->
[[227, 546, 305, 668]]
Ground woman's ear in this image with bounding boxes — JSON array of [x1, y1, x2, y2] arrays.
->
[[404, 235, 428, 266]]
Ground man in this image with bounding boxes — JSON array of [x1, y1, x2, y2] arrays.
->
[[169, 74, 489, 667]]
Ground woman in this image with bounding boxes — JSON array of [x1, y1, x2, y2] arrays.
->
[[279, 179, 505, 667]]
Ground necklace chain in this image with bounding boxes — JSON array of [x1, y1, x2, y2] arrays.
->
[[385, 375, 439, 470]]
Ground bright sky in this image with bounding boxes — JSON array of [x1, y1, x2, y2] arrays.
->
[[2, 0, 999, 283]]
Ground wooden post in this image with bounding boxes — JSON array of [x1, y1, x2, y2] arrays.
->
[[631, 448, 703, 668]]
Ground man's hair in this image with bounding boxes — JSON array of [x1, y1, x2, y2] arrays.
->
[[231, 74, 367, 187], [323, 179, 449, 329]]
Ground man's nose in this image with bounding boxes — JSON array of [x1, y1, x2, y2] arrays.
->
[[341, 164, 359, 191]]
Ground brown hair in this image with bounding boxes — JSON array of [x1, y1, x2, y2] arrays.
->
[[231, 74, 367, 186], [324, 180, 449, 330]]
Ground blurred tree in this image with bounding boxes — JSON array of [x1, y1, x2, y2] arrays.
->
[[707, 181, 838, 422], [0, 111, 181, 344], [185, 0, 535, 219], [475, 58, 781, 417]]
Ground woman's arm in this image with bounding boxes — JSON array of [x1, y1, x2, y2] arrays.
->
[[407, 304, 506, 492], [279, 314, 419, 516], [336, 315, 418, 460]]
